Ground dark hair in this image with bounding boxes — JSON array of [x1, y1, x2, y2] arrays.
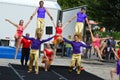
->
[[39, 0, 44, 4], [117, 41, 120, 45], [19, 19, 24, 25], [81, 7, 86, 10]]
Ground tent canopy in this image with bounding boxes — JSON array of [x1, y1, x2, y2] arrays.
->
[[0, 0, 61, 10]]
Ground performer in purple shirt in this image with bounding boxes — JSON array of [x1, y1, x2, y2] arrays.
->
[[68, 7, 90, 40], [23, 33, 53, 74], [30, 0, 53, 39], [63, 34, 91, 74]]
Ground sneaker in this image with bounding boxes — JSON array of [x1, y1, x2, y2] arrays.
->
[[45, 69, 48, 71], [28, 70, 32, 73], [73, 66, 77, 70]]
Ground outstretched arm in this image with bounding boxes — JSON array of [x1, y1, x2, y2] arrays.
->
[[24, 18, 32, 29], [23, 36, 34, 41], [45, 8, 53, 21], [63, 37, 72, 44], [111, 48, 120, 60], [88, 26, 95, 42], [5, 19, 18, 28], [68, 15, 76, 23], [30, 8, 38, 20], [85, 18, 90, 28], [51, 20, 56, 28], [62, 21, 70, 29], [41, 36, 54, 43]]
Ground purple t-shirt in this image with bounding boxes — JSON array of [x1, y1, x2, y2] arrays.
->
[[37, 7, 46, 18], [76, 12, 87, 22], [63, 38, 90, 54], [23, 36, 53, 50]]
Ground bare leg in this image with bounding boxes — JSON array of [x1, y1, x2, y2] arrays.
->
[[54, 44, 57, 58], [95, 47, 103, 60], [45, 60, 48, 71], [110, 68, 116, 80], [100, 43, 106, 56], [14, 39, 20, 59]]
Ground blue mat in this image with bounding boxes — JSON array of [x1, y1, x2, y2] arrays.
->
[[0, 46, 21, 59]]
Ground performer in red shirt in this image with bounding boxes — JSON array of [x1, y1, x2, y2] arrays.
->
[[41, 43, 54, 71], [21, 33, 32, 66], [52, 21, 70, 57]]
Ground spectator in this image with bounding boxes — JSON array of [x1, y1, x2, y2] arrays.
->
[[65, 35, 72, 57], [110, 37, 116, 61]]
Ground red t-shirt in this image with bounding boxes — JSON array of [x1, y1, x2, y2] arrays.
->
[[56, 27, 62, 35], [21, 38, 32, 48], [117, 49, 120, 59], [44, 48, 53, 59]]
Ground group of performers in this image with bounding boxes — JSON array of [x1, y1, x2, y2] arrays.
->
[[4, 0, 120, 79]]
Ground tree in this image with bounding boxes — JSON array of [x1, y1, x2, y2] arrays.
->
[[58, 0, 120, 31]]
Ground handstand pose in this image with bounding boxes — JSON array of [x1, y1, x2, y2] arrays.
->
[[5, 18, 32, 59], [30, 0, 53, 39]]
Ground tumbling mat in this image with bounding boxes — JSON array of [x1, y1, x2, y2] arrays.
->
[[6, 63, 104, 80], [0, 46, 21, 59]]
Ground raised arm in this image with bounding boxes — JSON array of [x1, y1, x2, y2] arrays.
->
[[45, 8, 53, 21], [85, 18, 90, 28], [5, 19, 18, 28], [51, 20, 56, 28], [111, 48, 120, 60], [68, 15, 76, 23], [23, 36, 34, 41], [30, 8, 38, 20], [24, 18, 32, 29], [81, 42, 91, 48], [62, 21, 70, 29], [88, 26, 95, 42]]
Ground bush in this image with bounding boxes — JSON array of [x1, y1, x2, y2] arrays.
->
[[93, 30, 120, 40]]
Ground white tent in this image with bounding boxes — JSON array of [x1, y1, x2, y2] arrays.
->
[[0, 0, 61, 50]]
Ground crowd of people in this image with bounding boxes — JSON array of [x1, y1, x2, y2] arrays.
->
[[4, 0, 120, 80]]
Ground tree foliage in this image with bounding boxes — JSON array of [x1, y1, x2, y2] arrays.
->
[[58, 0, 120, 31]]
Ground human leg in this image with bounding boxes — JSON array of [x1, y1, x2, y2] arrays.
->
[[25, 48, 30, 65], [21, 48, 26, 66], [95, 47, 103, 60], [76, 54, 81, 74], [110, 68, 116, 80], [69, 54, 76, 72], [45, 59, 49, 71], [14, 38, 21, 59], [28, 50, 35, 72], [34, 50, 39, 74], [53, 43, 58, 58], [36, 18, 44, 38]]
